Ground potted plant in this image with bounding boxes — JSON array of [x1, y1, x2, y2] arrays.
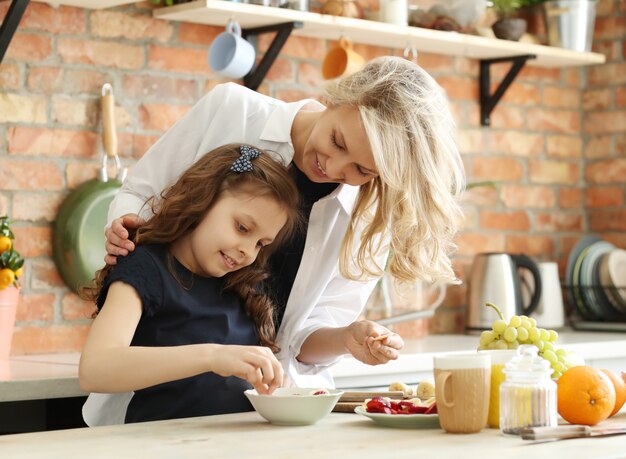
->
[[490, 0, 527, 41], [0, 216, 25, 359]]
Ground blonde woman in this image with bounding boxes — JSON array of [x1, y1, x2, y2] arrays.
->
[[85, 56, 465, 425]]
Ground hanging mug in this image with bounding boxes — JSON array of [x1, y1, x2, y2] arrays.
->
[[321, 37, 365, 80], [208, 19, 256, 79]]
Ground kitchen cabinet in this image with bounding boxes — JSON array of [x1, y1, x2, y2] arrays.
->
[[153, 0, 605, 125], [0, 355, 87, 435]]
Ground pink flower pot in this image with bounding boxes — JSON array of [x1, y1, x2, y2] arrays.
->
[[0, 286, 20, 359]]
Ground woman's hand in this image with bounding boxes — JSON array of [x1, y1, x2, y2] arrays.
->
[[104, 213, 144, 265], [209, 345, 284, 395], [344, 320, 404, 366]]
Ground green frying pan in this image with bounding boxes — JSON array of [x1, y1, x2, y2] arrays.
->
[[53, 84, 126, 293]]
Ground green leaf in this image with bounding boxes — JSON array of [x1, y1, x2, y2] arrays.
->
[[0, 251, 9, 267]]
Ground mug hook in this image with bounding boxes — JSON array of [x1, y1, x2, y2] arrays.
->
[[226, 17, 241, 36], [403, 45, 418, 63]]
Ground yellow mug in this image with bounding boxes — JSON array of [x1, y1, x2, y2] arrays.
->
[[479, 349, 517, 428], [321, 37, 365, 80]]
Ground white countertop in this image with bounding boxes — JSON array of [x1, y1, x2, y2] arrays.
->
[[333, 331, 626, 388], [0, 354, 86, 402], [2, 330, 626, 401], [1, 410, 626, 459]]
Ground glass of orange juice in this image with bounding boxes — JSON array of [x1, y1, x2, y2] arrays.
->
[[479, 350, 517, 428]]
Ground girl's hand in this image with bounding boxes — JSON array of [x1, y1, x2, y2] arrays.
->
[[209, 345, 284, 395], [104, 213, 144, 265], [344, 320, 404, 366]]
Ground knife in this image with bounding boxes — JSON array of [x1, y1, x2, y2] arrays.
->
[[521, 424, 626, 441]]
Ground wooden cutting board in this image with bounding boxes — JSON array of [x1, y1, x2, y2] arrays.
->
[[338, 391, 406, 402], [333, 402, 362, 413], [333, 391, 408, 413]]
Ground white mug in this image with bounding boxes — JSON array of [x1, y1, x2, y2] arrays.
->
[[208, 19, 255, 79]]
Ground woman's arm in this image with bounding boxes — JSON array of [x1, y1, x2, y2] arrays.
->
[[79, 282, 283, 394]]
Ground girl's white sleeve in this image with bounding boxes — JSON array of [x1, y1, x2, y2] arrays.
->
[[106, 86, 227, 226]]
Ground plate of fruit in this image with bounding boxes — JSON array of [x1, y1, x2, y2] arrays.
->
[[354, 397, 440, 428]]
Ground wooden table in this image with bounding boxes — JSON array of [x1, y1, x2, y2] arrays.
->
[[1, 410, 625, 458]]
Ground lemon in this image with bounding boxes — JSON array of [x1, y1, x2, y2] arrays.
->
[[0, 268, 15, 290], [0, 236, 12, 252]]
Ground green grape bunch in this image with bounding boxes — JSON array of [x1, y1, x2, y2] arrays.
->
[[477, 302, 573, 379]]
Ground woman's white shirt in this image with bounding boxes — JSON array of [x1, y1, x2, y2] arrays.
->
[[84, 83, 386, 426]]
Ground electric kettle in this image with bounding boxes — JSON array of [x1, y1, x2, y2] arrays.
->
[[466, 253, 543, 330]]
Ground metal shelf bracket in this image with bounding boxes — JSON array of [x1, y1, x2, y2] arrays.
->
[[479, 54, 536, 126], [242, 21, 302, 91], [0, 0, 30, 64]]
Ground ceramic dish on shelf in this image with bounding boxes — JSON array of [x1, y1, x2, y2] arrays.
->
[[565, 235, 601, 320], [572, 242, 601, 320], [590, 244, 626, 321], [353, 405, 441, 429], [607, 249, 626, 307], [599, 249, 626, 314], [580, 240, 620, 320]]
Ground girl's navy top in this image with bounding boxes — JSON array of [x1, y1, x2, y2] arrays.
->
[[96, 244, 258, 423]]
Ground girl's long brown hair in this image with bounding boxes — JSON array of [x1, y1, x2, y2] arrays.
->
[[83, 144, 301, 352]]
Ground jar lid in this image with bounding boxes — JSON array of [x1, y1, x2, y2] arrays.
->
[[503, 344, 552, 381]]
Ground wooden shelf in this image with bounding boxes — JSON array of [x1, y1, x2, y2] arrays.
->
[[154, 0, 605, 68], [32, 0, 137, 8]]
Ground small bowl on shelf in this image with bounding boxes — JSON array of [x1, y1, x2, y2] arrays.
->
[[244, 387, 343, 426]]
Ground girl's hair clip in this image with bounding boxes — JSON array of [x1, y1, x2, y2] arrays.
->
[[231, 145, 262, 173]]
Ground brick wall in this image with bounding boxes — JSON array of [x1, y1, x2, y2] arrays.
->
[[0, 0, 624, 354]]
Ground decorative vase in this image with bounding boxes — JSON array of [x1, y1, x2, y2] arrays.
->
[[0, 286, 20, 359], [492, 17, 527, 41]]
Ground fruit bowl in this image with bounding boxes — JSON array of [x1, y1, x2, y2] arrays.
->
[[244, 387, 343, 426]]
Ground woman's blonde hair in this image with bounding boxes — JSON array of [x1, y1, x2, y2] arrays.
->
[[84, 144, 301, 352], [325, 56, 465, 284]]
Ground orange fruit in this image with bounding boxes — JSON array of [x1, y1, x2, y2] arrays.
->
[[601, 369, 626, 416], [0, 268, 15, 290], [557, 366, 616, 426], [14, 267, 23, 279], [0, 236, 12, 252]]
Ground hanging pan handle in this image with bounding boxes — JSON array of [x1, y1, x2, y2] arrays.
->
[[100, 83, 126, 182], [101, 83, 117, 161]]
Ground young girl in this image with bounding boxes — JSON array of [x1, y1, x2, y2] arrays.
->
[[79, 144, 301, 423]]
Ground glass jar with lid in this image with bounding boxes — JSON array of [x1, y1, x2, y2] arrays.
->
[[499, 344, 557, 435]]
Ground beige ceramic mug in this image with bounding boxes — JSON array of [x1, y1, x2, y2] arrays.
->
[[434, 353, 491, 434], [321, 37, 365, 80]]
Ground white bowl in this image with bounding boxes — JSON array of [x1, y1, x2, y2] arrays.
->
[[244, 387, 343, 426]]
